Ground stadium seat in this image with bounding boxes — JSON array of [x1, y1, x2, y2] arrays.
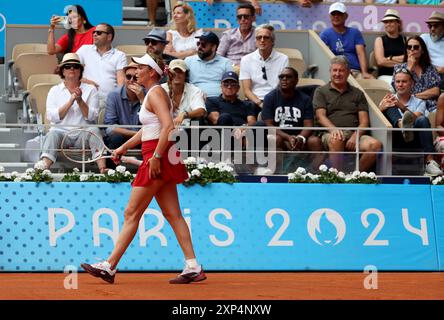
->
[[356, 78, 392, 106], [368, 51, 379, 78], [296, 78, 325, 87], [275, 48, 306, 78], [28, 83, 54, 131], [115, 45, 146, 64]]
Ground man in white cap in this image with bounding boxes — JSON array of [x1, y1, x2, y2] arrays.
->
[[320, 2, 374, 79], [420, 11, 444, 89]]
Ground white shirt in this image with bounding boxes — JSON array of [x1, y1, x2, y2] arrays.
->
[[161, 82, 206, 126], [46, 82, 99, 131], [76, 45, 127, 100], [420, 33, 444, 68], [239, 49, 289, 100], [168, 29, 203, 52]]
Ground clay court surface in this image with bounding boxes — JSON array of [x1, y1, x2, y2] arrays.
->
[[0, 272, 443, 300]]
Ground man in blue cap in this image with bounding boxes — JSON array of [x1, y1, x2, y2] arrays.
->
[[185, 31, 233, 98]]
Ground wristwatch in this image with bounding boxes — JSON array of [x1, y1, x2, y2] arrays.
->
[[153, 152, 162, 159], [184, 111, 190, 119]]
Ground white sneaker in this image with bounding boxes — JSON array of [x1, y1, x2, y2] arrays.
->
[[425, 160, 443, 176], [81, 260, 116, 284], [401, 111, 414, 143]]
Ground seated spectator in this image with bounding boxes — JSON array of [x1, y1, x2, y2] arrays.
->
[[320, 2, 374, 79], [185, 31, 233, 98], [76, 23, 127, 109], [434, 93, 444, 169], [239, 24, 289, 115], [392, 35, 441, 115], [420, 11, 444, 90], [262, 67, 323, 170], [374, 9, 406, 84], [47, 4, 95, 55], [379, 68, 443, 176], [206, 71, 256, 126], [164, 3, 203, 59], [143, 28, 175, 66], [37, 53, 105, 172], [217, 3, 257, 70], [313, 56, 382, 172], [104, 62, 145, 151], [161, 59, 206, 126]]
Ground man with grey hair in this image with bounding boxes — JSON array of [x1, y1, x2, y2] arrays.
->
[[313, 55, 382, 172], [239, 24, 289, 116]]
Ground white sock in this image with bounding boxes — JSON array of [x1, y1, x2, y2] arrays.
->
[[185, 258, 199, 269]]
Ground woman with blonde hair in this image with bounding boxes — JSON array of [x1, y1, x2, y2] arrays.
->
[[164, 3, 203, 59]]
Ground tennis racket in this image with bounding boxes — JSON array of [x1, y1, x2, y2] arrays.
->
[[60, 128, 142, 166]]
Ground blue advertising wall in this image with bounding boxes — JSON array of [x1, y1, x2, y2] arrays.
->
[[0, 0, 122, 61], [0, 183, 442, 271]]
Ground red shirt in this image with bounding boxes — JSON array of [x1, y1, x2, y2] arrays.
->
[[56, 26, 96, 53]]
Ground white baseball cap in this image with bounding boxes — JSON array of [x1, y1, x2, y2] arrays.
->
[[329, 2, 347, 14]]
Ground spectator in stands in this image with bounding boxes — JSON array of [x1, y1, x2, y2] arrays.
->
[[37, 53, 105, 172], [146, 0, 159, 27], [164, 3, 203, 59], [374, 9, 406, 84], [420, 11, 444, 90], [143, 28, 175, 66], [320, 2, 375, 79], [185, 31, 233, 98], [206, 71, 256, 126], [239, 24, 289, 116], [392, 35, 441, 115], [379, 68, 442, 176], [104, 62, 145, 151], [262, 67, 323, 170], [313, 56, 382, 172], [47, 4, 95, 55], [217, 3, 257, 71], [161, 59, 206, 126], [76, 23, 127, 109], [206, 0, 322, 13], [435, 94, 444, 169]]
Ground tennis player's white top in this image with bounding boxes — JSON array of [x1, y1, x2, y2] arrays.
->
[[139, 85, 172, 141]]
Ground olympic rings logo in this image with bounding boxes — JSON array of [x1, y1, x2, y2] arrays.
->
[[0, 13, 6, 33]]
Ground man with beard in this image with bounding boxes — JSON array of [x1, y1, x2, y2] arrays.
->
[[420, 11, 444, 89], [185, 31, 233, 98]]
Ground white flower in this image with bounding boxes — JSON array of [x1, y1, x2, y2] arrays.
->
[[360, 172, 369, 178], [338, 172, 346, 179], [0, 166, 4, 173], [11, 171, 19, 177], [14, 177, 22, 182], [79, 174, 89, 182], [207, 162, 215, 169], [3, 173, 11, 179], [306, 173, 317, 180], [345, 175, 353, 182], [295, 167, 306, 175], [184, 157, 197, 165], [288, 173, 296, 180], [22, 174, 32, 181], [368, 172, 377, 180], [73, 168, 80, 173], [352, 171, 360, 178], [43, 169, 51, 176], [432, 178, 439, 185], [319, 164, 328, 172], [34, 160, 46, 170], [107, 169, 116, 176], [197, 164, 206, 170], [26, 168, 35, 175], [116, 165, 126, 174], [124, 171, 132, 177], [328, 167, 338, 174], [191, 169, 201, 177]]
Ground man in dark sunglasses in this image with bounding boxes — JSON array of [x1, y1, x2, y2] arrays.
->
[[420, 11, 444, 89], [103, 62, 146, 166], [76, 23, 127, 109], [217, 3, 256, 68], [143, 28, 174, 66]]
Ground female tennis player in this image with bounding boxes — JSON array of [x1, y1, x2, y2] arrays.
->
[[81, 53, 206, 284]]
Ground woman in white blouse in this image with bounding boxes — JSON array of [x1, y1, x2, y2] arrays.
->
[[164, 3, 203, 59]]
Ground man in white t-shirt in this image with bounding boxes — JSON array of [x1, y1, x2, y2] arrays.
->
[[420, 11, 444, 89], [76, 23, 127, 108], [239, 24, 289, 116]]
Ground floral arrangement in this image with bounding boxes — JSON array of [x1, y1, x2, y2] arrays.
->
[[0, 162, 53, 182], [432, 176, 444, 185], [288, 165, 379, 184], [183, 157, 237, 186], [61, 166, 134, 183]]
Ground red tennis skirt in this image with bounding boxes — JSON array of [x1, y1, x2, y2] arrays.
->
[[131, 139, 189, 187]]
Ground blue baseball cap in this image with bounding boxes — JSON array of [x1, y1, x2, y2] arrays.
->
[[196, 31, 220, 46], [221, 71, 239, 82]]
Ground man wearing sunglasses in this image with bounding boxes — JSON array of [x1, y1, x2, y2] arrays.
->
[[103, 62, 146, 161], [76, 23, 127, 109], [143, 28, 175, 66], [420, 11, 444, 90], [185, 31, 233, 98], [217, 3, 256, 68]]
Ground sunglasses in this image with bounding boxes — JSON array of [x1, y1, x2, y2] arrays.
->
[[144, 39, 160, 46], [125, 74, 137, 81], [407, 44, 420, 51], [196, 41, 209, 48], [63, 64, 81, 70], [262, 66, 267, 80], [395, 67, 414, 79], [427, 23, 442, 29], [236, 14, 251, 20], [222, 82, 239, 88], [278, 74, 294, 80], [256, 35, 271, 41], [93, 30, 109, 36]]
